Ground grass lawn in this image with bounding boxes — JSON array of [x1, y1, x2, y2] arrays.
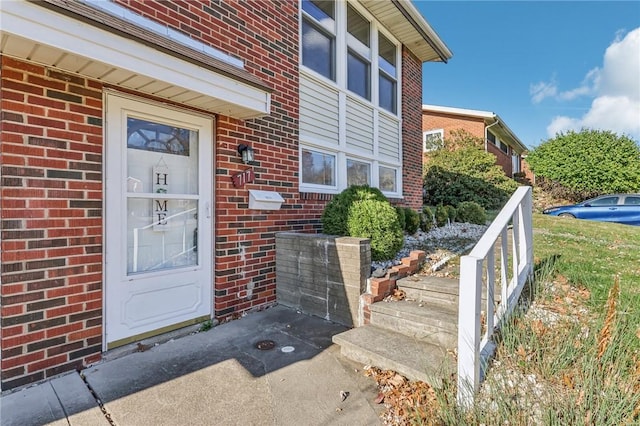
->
[[375, 214, 640, 425]]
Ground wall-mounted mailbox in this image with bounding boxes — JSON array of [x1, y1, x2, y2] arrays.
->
[[248, 190, 284, 210]]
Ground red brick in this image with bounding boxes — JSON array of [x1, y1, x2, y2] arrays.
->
[[27, 355, 68, 373]]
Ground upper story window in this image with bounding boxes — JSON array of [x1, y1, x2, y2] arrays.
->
[[300, 0, 399, 115], [347, 4, 371, 100], [423, 129, 444, 152], [301, 0, 336, 81], [378, 32, 397, 114]]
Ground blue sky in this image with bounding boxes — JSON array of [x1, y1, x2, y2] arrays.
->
[[416, 1, 640, 148]]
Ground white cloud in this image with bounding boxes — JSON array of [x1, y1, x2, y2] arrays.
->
[[529, 79, 557, 104], [556, 68, 599, 101], [546, 27, 640, 140]]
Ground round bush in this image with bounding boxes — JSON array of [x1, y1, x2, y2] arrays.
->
[[404, 207, 420, 235], [347, 199, 403, 261], [434, 204, 449, 227], [395, 206, 406, 231], [456, 201, 487, 225], [420, 206, 434, 232], [321, 185, 386, 236]]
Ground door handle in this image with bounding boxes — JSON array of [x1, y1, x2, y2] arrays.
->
[[206, 201, 211, 218]]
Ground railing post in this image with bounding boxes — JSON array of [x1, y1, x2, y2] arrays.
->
[[521, 187, 534, 281], [457, 255, 483, 408]]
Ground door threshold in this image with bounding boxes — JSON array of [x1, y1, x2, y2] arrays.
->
[[103, 315, 214, 362]]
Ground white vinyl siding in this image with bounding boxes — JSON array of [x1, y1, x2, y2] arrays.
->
[[299, 77, 340, 145], [378, 114, 400, 161], [298, 0, 402, 197], [346, 97, 374, 153]]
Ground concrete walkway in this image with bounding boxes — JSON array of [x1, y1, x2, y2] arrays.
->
[[1, 306, 382, 426]]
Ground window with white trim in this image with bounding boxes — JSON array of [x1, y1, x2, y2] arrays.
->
[[379, 166, 397, 193], [347, 4, 371, 100], [347, 158, 371, 186], [301, 0, 336, 81], [301, 147, 336, 188], [378, 32, 397, 114], [487, 130, 509, 154], [423, 129, 444, 152], [299, 0, 402, 197]]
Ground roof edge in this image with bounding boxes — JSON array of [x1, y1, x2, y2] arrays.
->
[[422, 104, 528, 152], [392, 0, 453, 63], [422, 104, 494, 118]]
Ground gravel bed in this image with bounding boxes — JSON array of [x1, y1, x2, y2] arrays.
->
[[371, 222, 488, 273]]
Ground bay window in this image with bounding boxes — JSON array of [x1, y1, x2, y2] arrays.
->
[[299, 1, 402, 196]]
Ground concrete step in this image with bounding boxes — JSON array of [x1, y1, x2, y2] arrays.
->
[[398, 274, 501, 309], [369, 300, 457, 349], [397, 275, 458, 308], [332, 324, 455, 386]]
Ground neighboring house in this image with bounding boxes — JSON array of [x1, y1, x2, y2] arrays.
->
[[0, 0, 451, 390], [422, 104, 527, 177]]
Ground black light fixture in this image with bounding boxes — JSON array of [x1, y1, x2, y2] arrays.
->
[[237, 144, 255, 164]]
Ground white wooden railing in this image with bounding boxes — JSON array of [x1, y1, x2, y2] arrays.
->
[[457, 186, 534, 407]]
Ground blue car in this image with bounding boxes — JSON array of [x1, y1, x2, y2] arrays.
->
[[542, 194, 640, 226]]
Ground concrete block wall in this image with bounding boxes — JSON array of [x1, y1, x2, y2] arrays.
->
[[276, 233, 370, 327]]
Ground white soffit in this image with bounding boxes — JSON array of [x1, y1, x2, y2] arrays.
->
[[0, 1, 271, 120], [359, 0, 452, 63]]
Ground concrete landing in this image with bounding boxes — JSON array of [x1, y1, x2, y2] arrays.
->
[[1, 306, 382, 426]]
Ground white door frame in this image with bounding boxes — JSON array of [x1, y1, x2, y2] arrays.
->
[[103, 91, 214, 349]]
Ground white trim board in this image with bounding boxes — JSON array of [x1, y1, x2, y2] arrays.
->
[[0, 1, 270, 119]]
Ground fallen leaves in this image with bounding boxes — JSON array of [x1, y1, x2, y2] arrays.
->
[[364, 366, 440, 425]]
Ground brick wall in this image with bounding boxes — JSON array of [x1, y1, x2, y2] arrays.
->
[[400, 48, 424, 211], [486, 142, 515, 177], [421, 111, 516, 175], [421, 111, 485, 141], [112, 1, 307, 320], [1, 0, 427, 389], [1, 56, 104, 389]]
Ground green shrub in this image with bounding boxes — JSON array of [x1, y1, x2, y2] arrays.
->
[[526, 129, 640, 200], [404, 207, 420, 235], [321, 185, 386, 235], [444, 205, 457, 223], [347, 199, 403, 261], [395, 206, 406, 231], [456, 201, 487, 225], [423, 130, 519, 210], [420, 206, 434, 232], [434, 204, 449, 227]]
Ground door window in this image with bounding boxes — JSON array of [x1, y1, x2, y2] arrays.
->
[[126, 117, 200, 274]]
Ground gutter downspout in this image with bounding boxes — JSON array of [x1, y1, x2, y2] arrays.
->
[[484, 118, 500, 152]]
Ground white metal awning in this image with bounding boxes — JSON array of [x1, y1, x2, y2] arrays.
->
[[0, 1, 271, 120]]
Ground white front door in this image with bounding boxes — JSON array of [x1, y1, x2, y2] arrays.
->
[[105, 93, 213, 348]]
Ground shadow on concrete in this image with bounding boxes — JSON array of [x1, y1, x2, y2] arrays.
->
[[1, 306, 383, 426]]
